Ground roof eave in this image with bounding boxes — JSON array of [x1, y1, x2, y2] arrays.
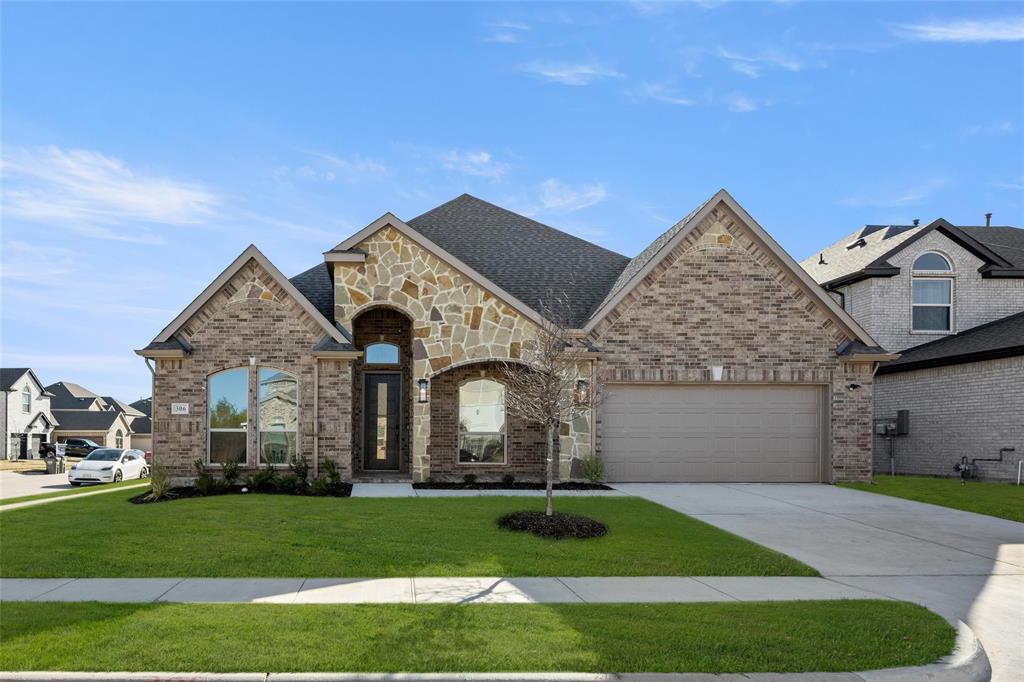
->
[[877, 345, 1024, 375], [821, 265, 901, 290]]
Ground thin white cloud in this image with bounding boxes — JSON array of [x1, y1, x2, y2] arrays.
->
[[717, 47, 806, 78], [485, 33, 521, 44], [538, 179, 607, 213], [963, 120, 1016, 136], [1, 146, 217, 240], [893, 17, 1024, 43], [722, 92, 760, 112], [439, 149, 508, 178], [840, 179, 948, 208], [490, 19, 530, 31], [484, 19, 529, 43], [634, 82, 695, 106], [995, 177, 1024, 191], [521, 61, 623, 86]]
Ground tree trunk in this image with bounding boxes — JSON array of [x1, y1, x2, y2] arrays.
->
[[545, 421, 555, 516]]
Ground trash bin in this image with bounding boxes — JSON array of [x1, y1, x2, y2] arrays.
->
[[55, 455, 66, 474], [44, 456, 57, 474]]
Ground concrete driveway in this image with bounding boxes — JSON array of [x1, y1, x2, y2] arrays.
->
[[617, 483, 1024, 682], [0, 470, 74, 500]]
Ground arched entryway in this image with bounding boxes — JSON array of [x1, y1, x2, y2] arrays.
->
[[352, 307, 413, 475]]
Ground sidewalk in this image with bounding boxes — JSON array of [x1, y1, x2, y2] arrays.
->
[[351, 483, 625, 497], [0, 576, 884, 604]]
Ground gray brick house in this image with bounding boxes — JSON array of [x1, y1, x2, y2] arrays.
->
[[801, 220, 1024, 480], [138, 190, 890, 484]]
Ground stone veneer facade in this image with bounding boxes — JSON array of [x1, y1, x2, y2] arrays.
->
[[150, 199, 879, 484]]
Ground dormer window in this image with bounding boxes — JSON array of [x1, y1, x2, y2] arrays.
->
[[911, 252, 953, 333], [365, 342, 400, 365]]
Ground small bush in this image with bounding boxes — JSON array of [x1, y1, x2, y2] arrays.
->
[[289, 455, 310, 485], [194, 460, 225, 496], [275, 473, 302, 495], [310, 476, 333, 496], [462, 473, 477, 486], [581, 454, 605, 484], [502, 474, 516, 486], [221, 457, 241, 486], [247, 461, 278, 492], [321, 459, 342, 487], [498, 511, 608, 540], [143, 465, 175, 502]]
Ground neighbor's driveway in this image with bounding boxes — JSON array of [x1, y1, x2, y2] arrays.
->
[[617, 483, 1024, 682], [0, 470, 74, 500]]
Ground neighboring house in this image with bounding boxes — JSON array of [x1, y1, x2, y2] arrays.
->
[[129, 398, 153, 452], [138, 190, 890, 485], [1, 368, 58, 459], [801, 220, 1024, 480], [46, 381, 137, 450]]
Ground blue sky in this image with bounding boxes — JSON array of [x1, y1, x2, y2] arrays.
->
[[2, 1, 1022, 401]]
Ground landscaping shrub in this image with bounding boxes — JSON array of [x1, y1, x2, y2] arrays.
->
[[321, 459, 342, 487], [463, 473, 478, 486], [275, 473, 302, 495], [143, 465, 175, 502], [221, 457, 241, 486], [246, 462, 278, 493], [581, 454, 605, 484], [194, 460, 225, 496], [289, 455, 310, 484], [498, 510, 608, 540], [502, 474, 516, 486]]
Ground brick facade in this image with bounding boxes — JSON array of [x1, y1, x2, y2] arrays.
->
[[589, 204, 876, 482], [874, 357, 1024, 481]]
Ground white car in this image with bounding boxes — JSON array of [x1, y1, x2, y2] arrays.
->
[[68, 448, 149, 486]]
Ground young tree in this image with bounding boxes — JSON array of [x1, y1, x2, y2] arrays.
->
[[501, 297, 598, 516]]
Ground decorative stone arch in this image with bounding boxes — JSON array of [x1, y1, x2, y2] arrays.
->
[[426, 356, 531, 379], [350, 301, 418, 326]]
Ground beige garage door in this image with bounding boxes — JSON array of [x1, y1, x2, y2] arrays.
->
[[602, 384, 823, 482]]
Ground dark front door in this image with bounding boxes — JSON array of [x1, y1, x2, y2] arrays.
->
[[363, 373, 401, 470]]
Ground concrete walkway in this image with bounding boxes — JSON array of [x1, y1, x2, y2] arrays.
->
[[0, 575, 884, 604], [617, 483, 1024, 682], [0, 470, 77, 499], [351, 483, 624, 497]]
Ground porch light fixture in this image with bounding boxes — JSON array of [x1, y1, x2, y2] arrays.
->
[[418, 378, 429, 403], [846, 383, 862, 391], [710, 365, 724, 381], [575, 379, 590, 404]]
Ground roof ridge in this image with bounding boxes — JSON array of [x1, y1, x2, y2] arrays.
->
[[409, 193, 629, 261]]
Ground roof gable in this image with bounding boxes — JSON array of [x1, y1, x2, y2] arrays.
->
[[1, 368, 48, 393]]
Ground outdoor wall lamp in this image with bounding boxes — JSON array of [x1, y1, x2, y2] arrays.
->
[[710, 365, 724, 381], [575, 379, 590, 404], [846, 383, 862, 391], [418, 378, 429, 403]]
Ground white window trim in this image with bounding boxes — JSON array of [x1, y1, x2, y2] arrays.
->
[[910, 252, 955, 335], [21, 386, 31, 414], [257, 366, 299, 468], [457, 378, 508, 466], [207, 367, 250, 467]]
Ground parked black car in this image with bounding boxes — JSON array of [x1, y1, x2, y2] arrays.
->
[[39, 438, 102, 458]]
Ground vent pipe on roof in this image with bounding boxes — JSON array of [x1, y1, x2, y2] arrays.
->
[[912, 219, 920, 227], [818, 253, 826, 265], [985, 212, 992, 227]]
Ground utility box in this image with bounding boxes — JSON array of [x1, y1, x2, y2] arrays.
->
[[896, 410, 910, 436]]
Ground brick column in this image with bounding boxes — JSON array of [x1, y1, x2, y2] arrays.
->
[[412, 367, 431, 482]]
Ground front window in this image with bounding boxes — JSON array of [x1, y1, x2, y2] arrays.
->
[[208, 368, 248, 464], [365, 342, 400, 365], [115, 429, 124, 448], [912, 252, 953, 332], [458, 379, 506, 464], [258, 368, 297, 465], [21, 386, 30, 413]]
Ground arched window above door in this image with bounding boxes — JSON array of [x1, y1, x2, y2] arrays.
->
[[365, 343, 400, 365]]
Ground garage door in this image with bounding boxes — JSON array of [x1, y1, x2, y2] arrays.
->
[[602, 384, 823, 482]]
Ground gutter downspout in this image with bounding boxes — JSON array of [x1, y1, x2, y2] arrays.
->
[[143, 358, 156, 464], [313, 359, 319, 480]]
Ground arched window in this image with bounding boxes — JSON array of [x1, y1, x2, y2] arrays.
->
[[365, 342, 400, 365], [458, 379, 506, 464], [208, 368, 249, 464], [21, 386, 31, 413], [911, 252, 953, 332], [258, 368, 297, 465], [115, 429, 124, 449]]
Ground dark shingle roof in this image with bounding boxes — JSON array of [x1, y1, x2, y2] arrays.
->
[[52, 409, 125, 431], [131, 415, 152, 434], [314, 336, 357, 352], [47, 382, 103, 410], [289, 262, 335, 320], [101, 397, 146, 418], [129, 398, 152, 417], [406, 194, 630, 326], [878, 311, 1024, 375], [0, 368, 31, 391], [960, 226, 1024, 268]]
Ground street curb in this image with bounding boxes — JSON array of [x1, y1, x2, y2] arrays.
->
[[0, 620, 990, 682]]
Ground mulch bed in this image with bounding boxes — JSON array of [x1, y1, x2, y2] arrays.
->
[[129, 483, 353, 504], [414, 481, 613, 491], [497, 510, 609, 540]]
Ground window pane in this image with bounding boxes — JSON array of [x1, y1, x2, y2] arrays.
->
[[258, 368, 297, 465], [458, 379, 506, 464], [913, 253, 951, 271], [366, 343, 399, 364], [912, 279, 951, 304], [913, 306, 951, 331], [209, 370, 248, 428], [211, 431, 247, 464]]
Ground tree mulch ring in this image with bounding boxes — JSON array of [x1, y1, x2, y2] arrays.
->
[[414, 481, 613, 491], [497, 510, 609, 540], [128, 483, 353, 504]]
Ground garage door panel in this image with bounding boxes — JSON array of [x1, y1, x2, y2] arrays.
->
[[603, 385, 822, 483]]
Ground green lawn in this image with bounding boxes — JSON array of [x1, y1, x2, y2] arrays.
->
[[0, 490, 815, 577], [840, 475, 1024, 523], [0, 601, 953, 673], [0, 479, 147, 507]]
